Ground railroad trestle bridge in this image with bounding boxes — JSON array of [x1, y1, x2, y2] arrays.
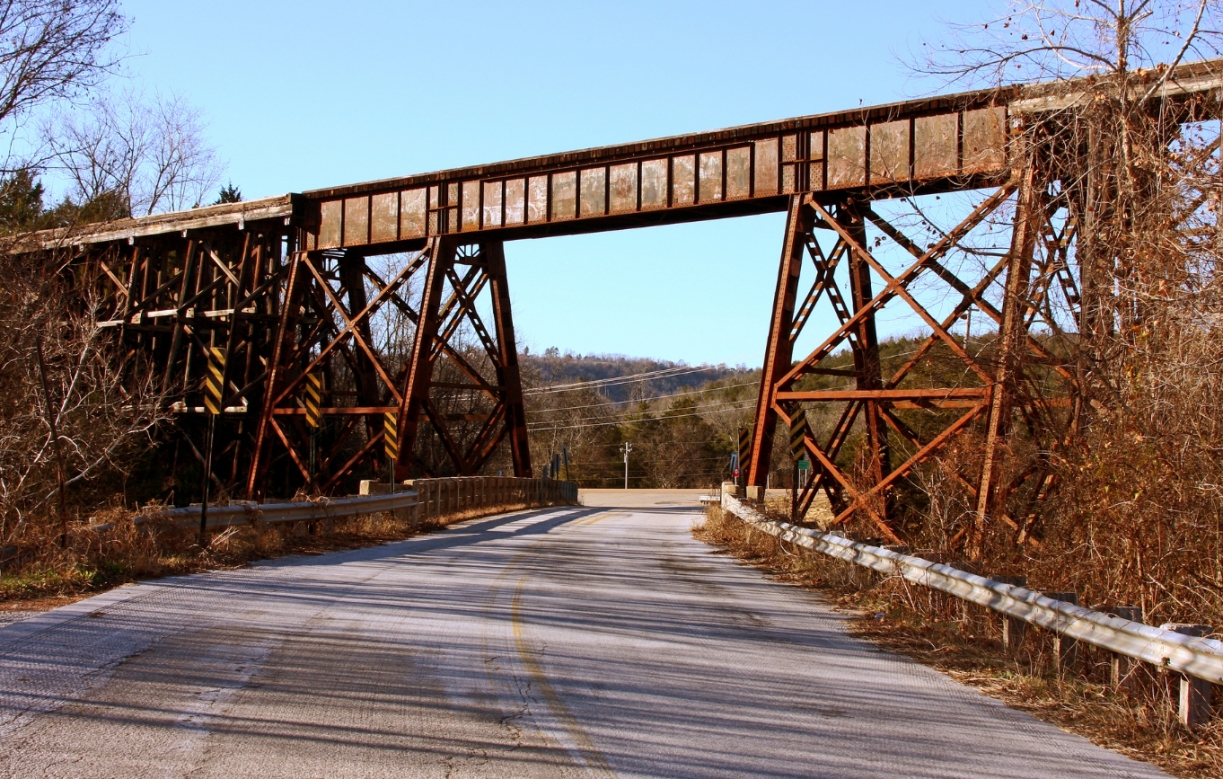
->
[[32, 60, 1223, 542]]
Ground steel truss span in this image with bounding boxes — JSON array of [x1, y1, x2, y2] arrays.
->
[[30, 59, 1222, 515]]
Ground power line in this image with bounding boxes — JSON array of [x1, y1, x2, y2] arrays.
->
[[528, 395, 758, 429], [527, 379, 759, 414], [527, 399, 757, 432], [523, 364, 726, 394]]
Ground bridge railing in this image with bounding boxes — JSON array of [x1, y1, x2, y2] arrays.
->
[[720, 490, 1223, 726], [103, 476, 578, 532]]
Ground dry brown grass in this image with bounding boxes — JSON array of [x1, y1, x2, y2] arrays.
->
[[693, 504, 1223, 779], [0, 501, 537, 606]]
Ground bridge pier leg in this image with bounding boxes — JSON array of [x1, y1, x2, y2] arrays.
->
[[972, 164, 1041, 558], [747, 195, 809, 490], [485, 242, 533, 478], [840, 198, 890, 518], [397, 238, 451, 480], [396, 238, 532, 480]]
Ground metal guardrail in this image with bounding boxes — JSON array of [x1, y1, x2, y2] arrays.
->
[[722, 493, 1223, 685], [160, 491, 420, 530], [90, 477, 578, 532]]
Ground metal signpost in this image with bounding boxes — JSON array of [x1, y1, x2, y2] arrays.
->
[[304, 372, 322, 491], [789, 409, 810, 523], [621, 442, 633, 490], [201, 346, 226, 543], [384, 411, 399, 493], [736, 428, 752, 487]]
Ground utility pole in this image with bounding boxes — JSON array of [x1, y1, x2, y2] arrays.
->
[[621, 442, 633, 490]]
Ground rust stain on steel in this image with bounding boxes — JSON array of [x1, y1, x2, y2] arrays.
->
[[672, 155, 695, 206], [963, 107, 1008, 174], [461, 181, 480, 231], [870, 120, 910, 185], [609, 163, 637, 213], [551, 172, 577, 221], [370, 192, 398, 243], [401, 188, 427, 238], [808, 131, 825, 191], [698, 151, 723, 203], [483, 181, 503, 229], [641, 159, 668, 209], [726, 147, 750, 199], [754, 138, 779, 195], [527, 176, 548, 222], [827, 126, 866, 189], [914, 114, 958, 180], [343, 197, 369, 246], [580, 167, 606, 217], [319, 200, 342, 250], [505, 179, 525, 225]]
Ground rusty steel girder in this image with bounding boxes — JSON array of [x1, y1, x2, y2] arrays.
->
[[746, 176, 1083, 546], [245, 239, 532, 499], [31, 58, 1221, 508], [83, 218, 297, 495]]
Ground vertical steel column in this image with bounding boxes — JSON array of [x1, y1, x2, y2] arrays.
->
[[246, 250, 312, 500], [841, 199, 890, 497], [748, 195, 811, 487], [974, 164, 1040, 556], [484, 241, 533, 478], [337, 251, 384, 447], [395, 238, 451, 481]]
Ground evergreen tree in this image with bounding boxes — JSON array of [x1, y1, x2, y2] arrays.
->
[[213, 181, 242, 204], [0, 170, 46, 234]]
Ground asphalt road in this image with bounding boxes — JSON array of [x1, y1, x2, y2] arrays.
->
[[0, 491, 1168, 778]]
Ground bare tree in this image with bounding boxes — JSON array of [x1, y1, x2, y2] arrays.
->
[[901, 0, 1223, 625], [0, 250, 166, 546], [0, 1, 126, 137], [43, 87, 223, 216], [0, 1, 175, 551], [917, 1, 1223, 87]]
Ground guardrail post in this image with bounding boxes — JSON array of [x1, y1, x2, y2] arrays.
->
[[1045, 591, 1079, 672], [1161, 623, 1215, 727], [994, 576, 1027, 650], [1103, 606, 1142, 689]]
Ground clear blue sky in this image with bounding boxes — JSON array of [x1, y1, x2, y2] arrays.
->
[[117, 0, 995, 367]]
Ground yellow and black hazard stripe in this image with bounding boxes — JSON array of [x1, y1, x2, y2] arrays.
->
[[204, 347, 226, 415], [789, 408, 810, 457], [304, 373, 322, 428], [384, 411, 399, 462], [737, 426, 752, 468]]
